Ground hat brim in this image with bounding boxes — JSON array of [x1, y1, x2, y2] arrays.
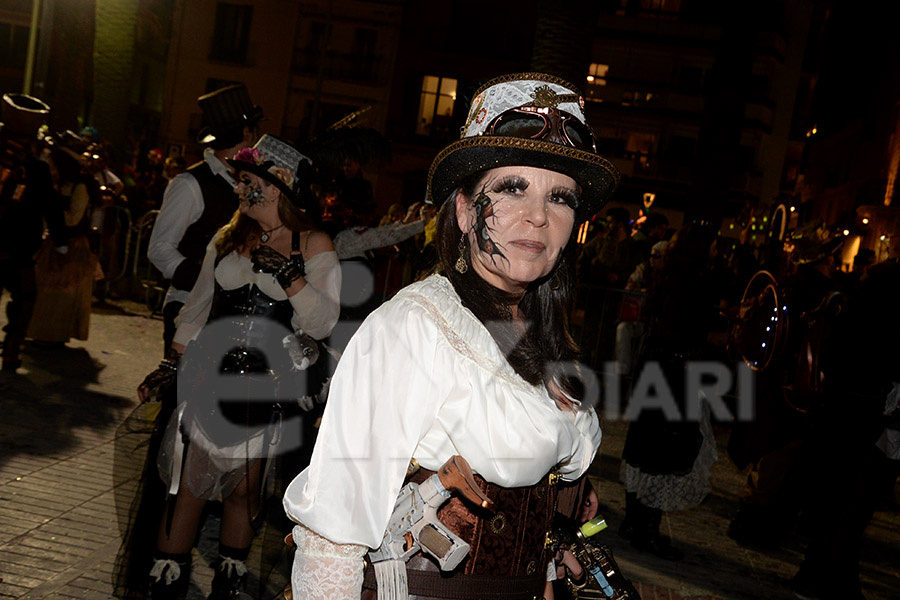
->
[[196, 107, 265, 145], [227, 158, 298, 203], [427, 136, 619, 219]]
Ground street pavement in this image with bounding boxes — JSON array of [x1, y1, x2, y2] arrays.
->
[[1, 296, 898, 600]]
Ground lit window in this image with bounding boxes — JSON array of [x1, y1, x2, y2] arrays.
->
[[588, 63, 608, 86], [586, 64, 609, 103], [416, 76, 457, 137]]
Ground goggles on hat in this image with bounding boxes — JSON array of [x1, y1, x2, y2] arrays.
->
[[484, 105, 597, 153]]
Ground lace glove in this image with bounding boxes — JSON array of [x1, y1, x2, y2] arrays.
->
[[290, 524, 366, 600], [138, 347, 182, 402], [251, 245, 305, 289]]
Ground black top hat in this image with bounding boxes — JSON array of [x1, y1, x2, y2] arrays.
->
[[1, 93, 51, 139], [427, 73, 619, 220], [196, 84, 264, 147]]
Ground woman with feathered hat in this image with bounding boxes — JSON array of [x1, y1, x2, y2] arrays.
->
[[283, 73, 619, 599], [132, 135, 341, 600]]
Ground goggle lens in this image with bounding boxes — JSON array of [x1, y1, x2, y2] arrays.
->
[[486, 107, 597, 153], [492, 113, 548, 139]]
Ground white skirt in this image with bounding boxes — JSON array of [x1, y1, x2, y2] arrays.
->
[[620, 398, 718, 512], [157, 406, 271, 501]]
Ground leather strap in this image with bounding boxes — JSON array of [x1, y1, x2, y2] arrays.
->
[[362, 559, 545, 600]]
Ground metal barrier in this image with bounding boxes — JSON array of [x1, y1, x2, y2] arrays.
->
[[97, 204, 133, 282], [130, 210, 166, 314], [90, 204, 167, 313]]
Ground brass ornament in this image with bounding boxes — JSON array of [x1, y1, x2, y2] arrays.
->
[[530, 85, 560, 108], [455, 234, 468, 273], [490, 513, 507, 533]]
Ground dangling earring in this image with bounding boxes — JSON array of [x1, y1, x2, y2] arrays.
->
[[455, 234, 468, 273], [550, 270, 562, 290]]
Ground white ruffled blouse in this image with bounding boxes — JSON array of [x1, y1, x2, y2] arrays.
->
[[283, 274, 602, 550]]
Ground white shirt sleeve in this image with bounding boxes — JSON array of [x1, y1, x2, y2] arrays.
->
[[147, 172, 204, 278], [172, 237, 218, 346], [333, 221, 425, 259], [289, 251, 341, 340], [284, 298, 446, 549]]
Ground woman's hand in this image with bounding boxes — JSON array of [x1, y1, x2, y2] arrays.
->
[[251, 245, 305, 289], [580, 485, 599, 523], [555, 547, 585, 582], [403, 201, 423, 224], [137, 346, 183, 402]]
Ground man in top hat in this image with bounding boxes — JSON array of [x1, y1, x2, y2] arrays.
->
[[147, 83, 264, 353], [0, 93, 69, 372]]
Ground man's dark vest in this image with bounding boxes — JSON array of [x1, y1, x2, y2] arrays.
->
[[173, 160, 238, 290]]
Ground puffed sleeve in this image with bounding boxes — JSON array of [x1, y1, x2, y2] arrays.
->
[[283, 297, 446, 549], [288, 250, 340, 340], [172, 237, 218, 346], [557, 405, 602, 481]]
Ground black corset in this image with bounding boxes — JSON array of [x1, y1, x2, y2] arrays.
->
[[181, 283, 296, 446]]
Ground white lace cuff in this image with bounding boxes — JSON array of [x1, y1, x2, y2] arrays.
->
[[290, 524, 367, 599]]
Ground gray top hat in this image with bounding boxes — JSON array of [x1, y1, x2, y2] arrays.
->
[[227, 135, 313, 206]]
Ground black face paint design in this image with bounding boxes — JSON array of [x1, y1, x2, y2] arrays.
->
[[239, 176, 268, 207], [472, 184, 508, 266]]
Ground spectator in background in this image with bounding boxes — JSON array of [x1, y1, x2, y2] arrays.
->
[[377, 202, 405, 226], [790, 259, 900, 600], [614, 239, 668, 379], [575, 207, 637, 367], [83, 139, 126, 301], [0, 93, 68, 372], [27, 140, 101, 346], [163, 155, 187, 181], [577, 206, 636, 286], [619, 222, 721, 561], [631, 211, 669, 266], [130, 148, 168, 219]]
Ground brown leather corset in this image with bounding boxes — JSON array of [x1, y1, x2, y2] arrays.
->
[[362, 468, 559, 599]]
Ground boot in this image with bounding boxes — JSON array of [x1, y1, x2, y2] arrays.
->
[[618, 492, 639, 539], [207, 546, 249, 600], [148, 552, 190, 600], [630, 503, 683, 561]]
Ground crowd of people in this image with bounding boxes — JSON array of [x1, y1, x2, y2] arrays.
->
[[1, 68, 897, 600]]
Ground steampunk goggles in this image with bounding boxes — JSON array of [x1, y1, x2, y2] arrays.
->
[[484, 105, 598, 153]]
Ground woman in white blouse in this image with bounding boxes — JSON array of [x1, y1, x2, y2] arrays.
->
[[284, 73, 620, 600], [135, 135, 341, 600]]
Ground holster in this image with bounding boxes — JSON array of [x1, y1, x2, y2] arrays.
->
[[362, 468, 561, 600]]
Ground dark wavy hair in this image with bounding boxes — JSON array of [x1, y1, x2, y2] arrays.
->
[[433, 170, 583, 402], [216, 181, 320, 258]]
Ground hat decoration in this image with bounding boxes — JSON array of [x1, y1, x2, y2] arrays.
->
[[427, 73, 619, 218], [197, 84, 264, 146], [229, 135, 312, 206]]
